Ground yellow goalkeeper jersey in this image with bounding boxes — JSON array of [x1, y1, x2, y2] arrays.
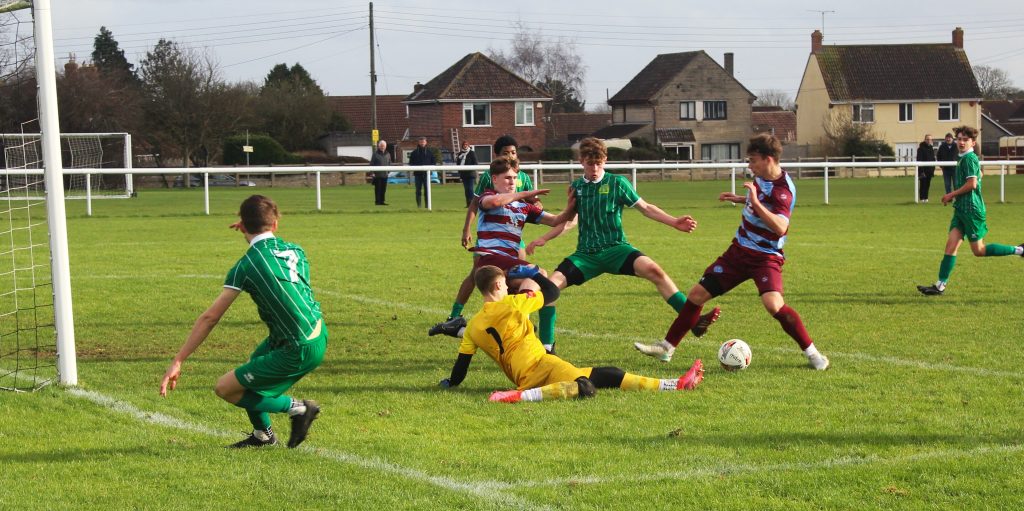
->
[[459, 291, 547, 386]]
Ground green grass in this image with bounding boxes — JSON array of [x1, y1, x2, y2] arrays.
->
[[2, 175, 1024, 510]]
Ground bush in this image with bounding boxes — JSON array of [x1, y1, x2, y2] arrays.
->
[[606, 147, 628, 160], [222, 134, 301, 165], [843, 138, 895, 158], [542, 147, 575, 161]]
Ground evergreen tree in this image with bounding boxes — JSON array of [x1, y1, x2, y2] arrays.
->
[[91, 26, 135, 81]]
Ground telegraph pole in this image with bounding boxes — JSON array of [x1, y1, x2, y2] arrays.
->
[[369, 2, 377, 138]]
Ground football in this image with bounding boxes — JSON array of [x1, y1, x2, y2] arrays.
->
[[718, 339, 752, 371]]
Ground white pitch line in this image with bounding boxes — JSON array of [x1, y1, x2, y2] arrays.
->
[[523, 443, 1024, 487], [66, 388, 546, 511]]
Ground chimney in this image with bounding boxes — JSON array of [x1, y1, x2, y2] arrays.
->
[[952, 26, 964, 49], [64, 54, 78, 76], [724, 52, 734, 76], [811, 30, 823, 54], [413, 82, 425, 93]]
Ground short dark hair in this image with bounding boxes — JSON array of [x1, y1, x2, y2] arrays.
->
[[747, 133, 783, 160], [578, 137, 607, 162], [954, 125, 979, 141], [238, 195, 279, 234], [489, 155, 519, 175], [474, 265, 505, 294], [493, 135, 518, 155], [945, 133, 954, 139]]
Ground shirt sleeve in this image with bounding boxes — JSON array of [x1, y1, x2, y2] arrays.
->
[[767, 183, 795, 218], [458, 331, 478, 355], [966, 155, 981, 180], [508, 290, 543, 315], [223, 259, 245, 290], [618, 175, 641, 207]]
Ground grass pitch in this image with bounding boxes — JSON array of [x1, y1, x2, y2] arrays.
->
[[1, 175, 1023, 510]]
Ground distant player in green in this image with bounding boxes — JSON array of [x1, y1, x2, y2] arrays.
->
[[160, 195, 326, 449], [917, 125, 1023, 296], [540, 137, 719, 353]]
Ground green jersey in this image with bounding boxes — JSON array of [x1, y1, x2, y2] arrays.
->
[[474, 170, 534, 196], [953, 150, 985, 217], [224, 233, 322, 347], [570, 173, 641, 254]]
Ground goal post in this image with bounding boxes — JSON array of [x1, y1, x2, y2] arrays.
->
[[0, 0, 77, 389]]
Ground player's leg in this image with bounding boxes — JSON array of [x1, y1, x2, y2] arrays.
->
[[590, 363, 704, 391], [919, 226, 964, 295], [429, 265, 475, 336], [762, 292, 829, 370], [635, 282, 715, 362], [628, 251, 720, 336]]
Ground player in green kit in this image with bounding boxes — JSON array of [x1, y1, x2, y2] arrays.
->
[[916, 125, 1024, 296], [160, 195, 326, 449]]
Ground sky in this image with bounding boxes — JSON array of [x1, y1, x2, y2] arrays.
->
[[24, 0, 1024, 108]]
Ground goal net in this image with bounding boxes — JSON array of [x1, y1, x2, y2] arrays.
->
[[1, 132, 134, 199], [1, 0, 76, 391]]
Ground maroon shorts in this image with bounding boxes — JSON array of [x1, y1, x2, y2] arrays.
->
[[473, 253, 530, 272], [698, 242, 784, 297]]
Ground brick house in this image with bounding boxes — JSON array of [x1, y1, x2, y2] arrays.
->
[[599, 51, 755, 161], [795, 27, 982, 159], [402, 52, 552, 162]]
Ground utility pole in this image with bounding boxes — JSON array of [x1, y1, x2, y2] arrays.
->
[[807, 9, 835, 35], [369, 2, 377, 140]]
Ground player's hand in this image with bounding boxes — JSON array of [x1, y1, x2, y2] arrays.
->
[[522, 189, 550, 202], [526, 239, 545, 256], [565, 186, 577, 211], [941, 193, 953, 205], [674, 215, 697, 233], [439, 378, 451, 388], [719, 192, 743, 202], [461, 229, 472, 249], [742, 181, 757, 194], [159, 360, 182, 397], [228, 221, 243, 232]]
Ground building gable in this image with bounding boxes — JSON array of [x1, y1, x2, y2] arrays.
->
[[403, 52, 551, 103]]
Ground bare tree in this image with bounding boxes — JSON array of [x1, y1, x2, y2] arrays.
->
[[973, 65, 1019, 99], [489, 22, 587, 113], [754, 89, 795, 110]]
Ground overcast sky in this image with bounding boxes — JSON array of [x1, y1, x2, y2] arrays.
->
[[35, 0, 1024, 108]]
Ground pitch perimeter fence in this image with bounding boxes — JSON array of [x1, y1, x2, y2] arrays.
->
[[11, 160, 1022, 215]]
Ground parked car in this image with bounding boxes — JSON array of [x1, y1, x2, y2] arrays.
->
[[387, 171, 440, 184], [173, 173, 256, 188]]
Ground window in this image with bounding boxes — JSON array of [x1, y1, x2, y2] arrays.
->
[[463, 102, 491, 126], [899, 103, 913, 122], [515, 102, 534, 126], [703, 100, 727, 120], [852, 103, 874, 123], [701, 143, 741, 161], [679, 101, 696, 120], [664, 145, 693, 160], [473, 145, 492, 163], [938, 102, 959, 121]]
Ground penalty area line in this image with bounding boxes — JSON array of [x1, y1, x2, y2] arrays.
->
[[65, 388, 547, 511]]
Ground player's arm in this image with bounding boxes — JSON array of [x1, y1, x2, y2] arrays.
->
[[633, 198, 697, 233], [461, 197, 480, 249], [440, 353, 473, 388], [742, 182, 790, 236], [941, 170, 978, 205], [480, 189, 550, 209], [718, 192, 746, 204], [160, 288, 240, 396], [528, 214, 577, 255]]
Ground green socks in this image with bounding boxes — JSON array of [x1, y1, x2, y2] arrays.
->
[[938, 254, 956, 282], [247, 410, 271, 431], [450, 302, 465, 319], [667, 292, 686, 313], [539, 306, 556, 346], [236, 390, 292, 414], [983, 243, 1016, 257]]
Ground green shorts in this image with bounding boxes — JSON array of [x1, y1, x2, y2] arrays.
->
[[949, 210, 988, 242], [559, 244, 643, 285], [234, 326, 328, 398]]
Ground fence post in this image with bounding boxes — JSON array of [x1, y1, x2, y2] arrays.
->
[[824, 164, 830, 205], [913, 162, 919, 203], [86, 174, 92, 217], [730, 167, 736, 195], [631, 167, 637, 190], [316, 170, 322, 211], [1001, 164, 1006, 203], [426, 168, 433, 211], [533, 166, 539, 188], [204, 172, 210, 215]]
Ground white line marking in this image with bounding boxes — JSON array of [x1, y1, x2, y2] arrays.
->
[[66, 388, 546, 511]]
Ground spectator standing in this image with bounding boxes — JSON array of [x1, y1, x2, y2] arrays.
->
[[370, 140, 391, 206], [455, 140, 479, 207], [916, 134, 937, 202], [409, 136, 436, 208], [937, 133, 958, 194]]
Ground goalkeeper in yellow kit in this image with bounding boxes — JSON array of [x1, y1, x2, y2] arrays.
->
[[438, 264, 704, 403]]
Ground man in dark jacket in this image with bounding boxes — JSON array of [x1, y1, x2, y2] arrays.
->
[[370, 140, 391, 206], [409, 136, 436, 208], [455, 140, 478, 207], [916, 134, 937, 202], [937, 133, 958, 194]]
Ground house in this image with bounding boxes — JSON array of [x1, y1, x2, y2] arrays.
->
[[795, 27, 982, 159], [546, 112, 612, 146], [402, 52, 552, 162], [981, 100, 1024, 156], [324, 94, 407, 159], [599, 51, 755, 161], [752, 106, 797, 143]]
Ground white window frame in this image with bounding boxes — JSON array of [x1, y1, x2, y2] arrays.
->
[[703, 100, 727, 120], [463, 102, 491, 127], [852, 103, 875, 123], [515, 101, 535, 126], [701, 143, 741, 161], [663, 143, 694, 160], [938, 102, 959, 121], [899, 103, 914, 123], [679, 101, 696, 120]]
